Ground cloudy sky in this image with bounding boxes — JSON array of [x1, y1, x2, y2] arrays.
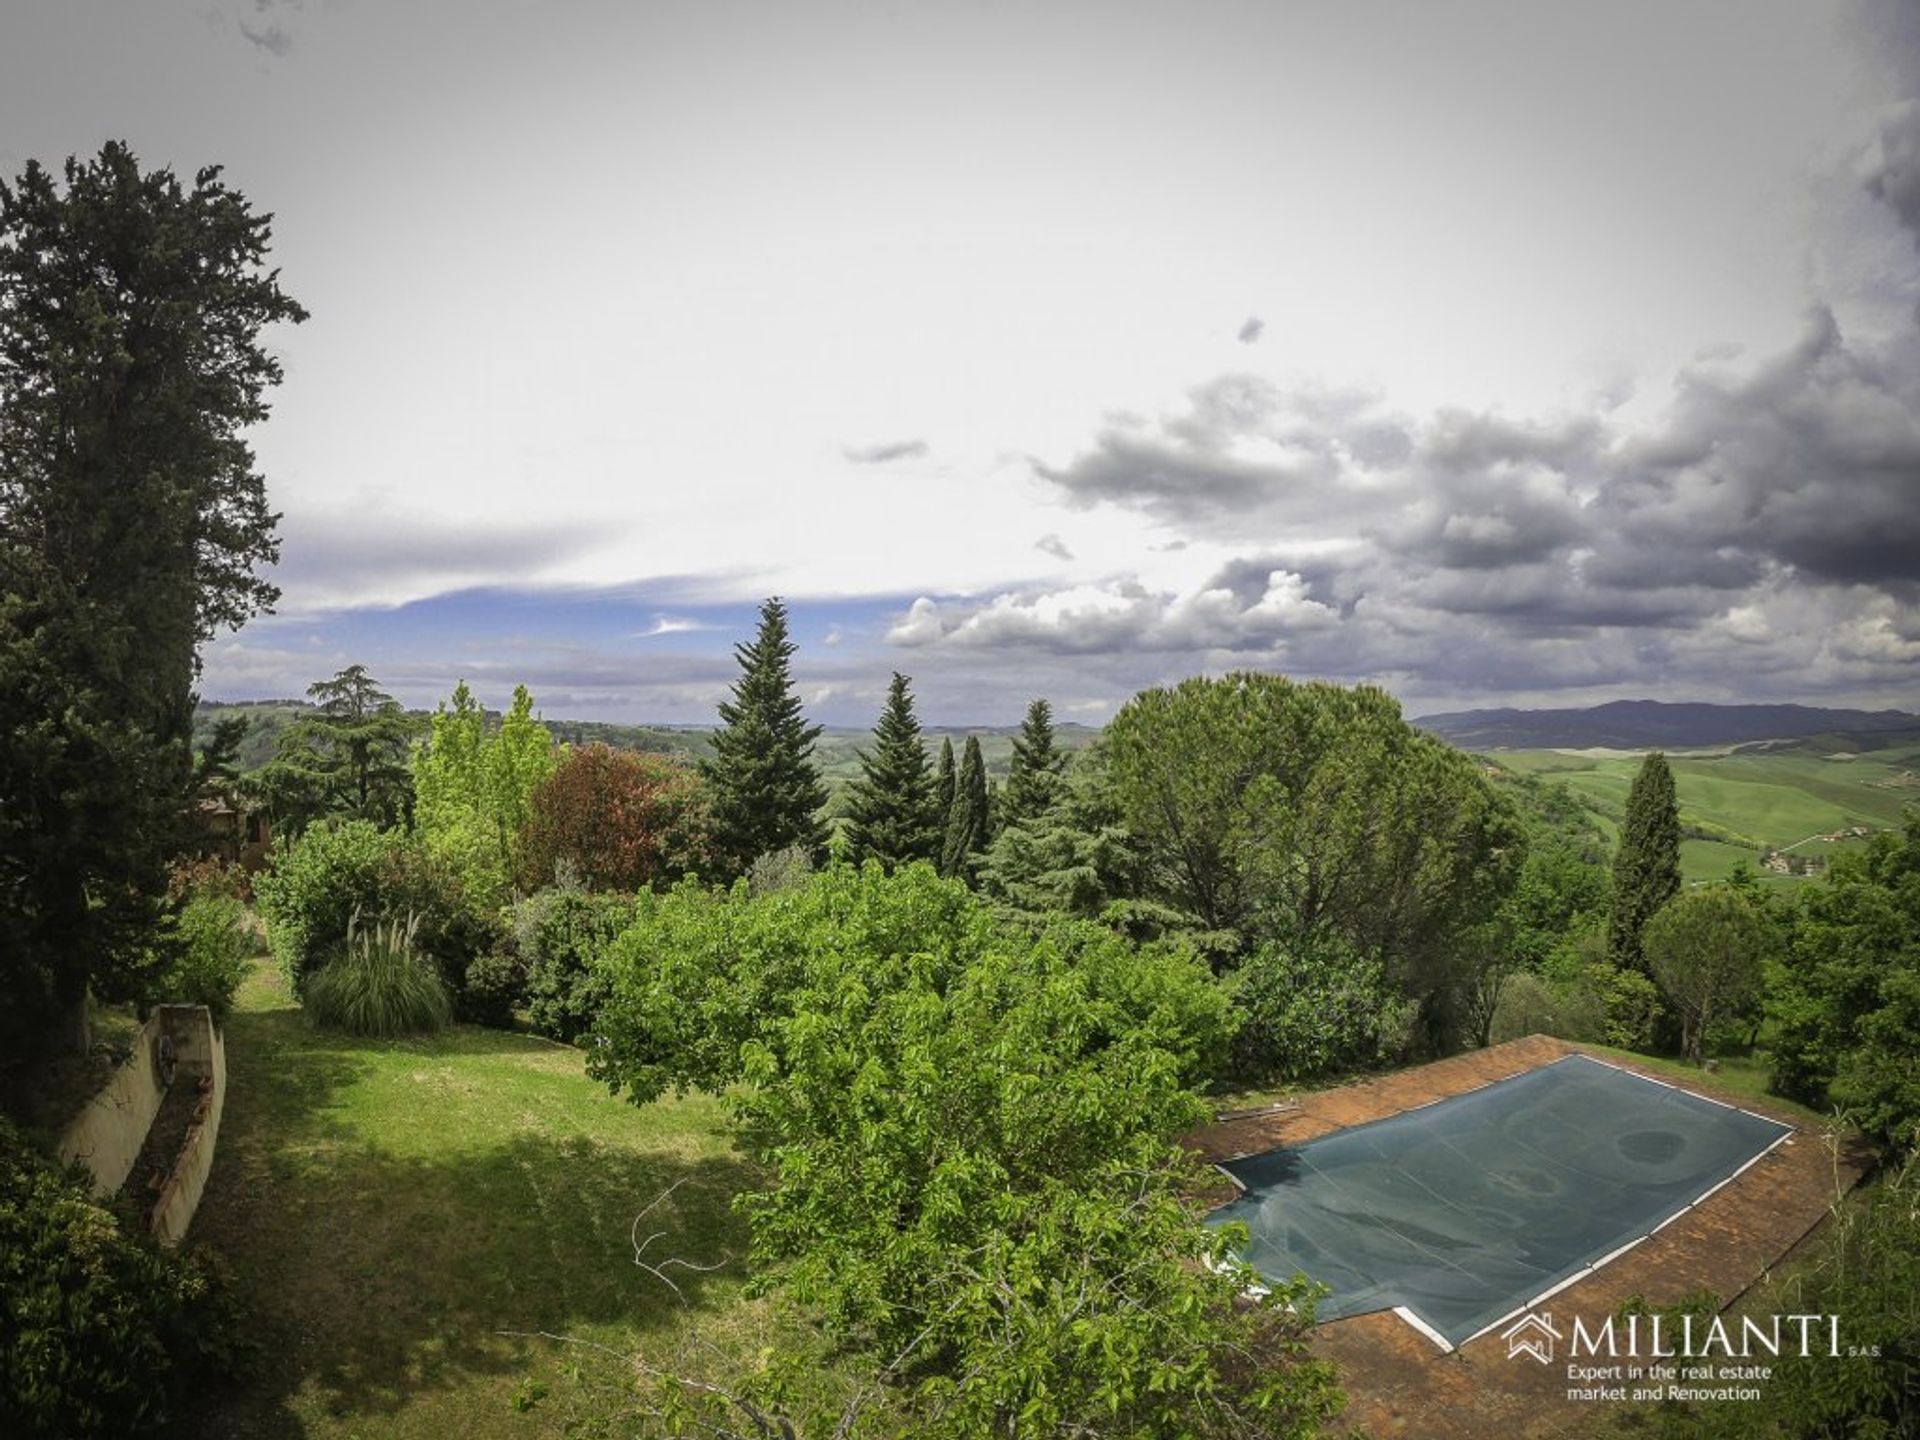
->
[[5, 0, 1918, 724]]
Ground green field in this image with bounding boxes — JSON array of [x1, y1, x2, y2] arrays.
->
[[196, 960, 779, 1439], [1493, 738, 1920, 884]]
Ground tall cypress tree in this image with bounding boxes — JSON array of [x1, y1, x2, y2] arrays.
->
[[940, 735, 990, 881], [844, 673, 940, 871], [1609, 751, 1681, 972], [1003, 698, 1066, 829], [700, 598, 828, 876], [933, 736, 956, 829]]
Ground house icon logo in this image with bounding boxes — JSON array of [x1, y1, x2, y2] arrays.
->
[[1503, 1311, 1562, 1364]]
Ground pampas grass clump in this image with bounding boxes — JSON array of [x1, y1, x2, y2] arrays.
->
[[305, 910, 452, 1037]]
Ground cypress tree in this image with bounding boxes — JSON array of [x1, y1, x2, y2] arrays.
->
[[1003, 698, 1066, 828], [1608, 751, 1681, 972], [844, 673, 940, 871], [933, 736, 956, 829], [940, 735, 990, 881], [699, 598, 829, 876]]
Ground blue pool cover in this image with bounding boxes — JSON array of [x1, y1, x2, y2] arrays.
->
[[1208, 1053, 1791, 1347]]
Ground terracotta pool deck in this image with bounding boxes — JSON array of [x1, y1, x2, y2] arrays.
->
[[1188, 1036, 1872, 1440]]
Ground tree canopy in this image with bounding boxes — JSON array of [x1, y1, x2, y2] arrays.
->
[[842, 672, 941, 871], [1002, 697, 1066, 828], [1643, 885, 1771, 1064], [412, 681, 554, 906], [254, 665, 415, 833], [699, 597, 828, 876], [1609, 751, 1681, 972], [0, 143, 302, 1065]]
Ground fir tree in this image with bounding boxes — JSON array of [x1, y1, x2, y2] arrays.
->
[[1609, 751, 1681, 972], [1003, 698, 1066, 829], [700, 598, 828, 876], [844, 673, 940, 871], [933, 736, 956, 828], [940, 735, 990, 881]]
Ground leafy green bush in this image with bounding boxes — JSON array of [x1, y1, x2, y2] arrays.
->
[[1226, 931, 1413, 1083], [453, 947, 524, 1030], [513, 886, 636, 1042], [253, 820, 489, 1001], [1490, 970, 1604, 1044], [592, 865, 1338, 1437], [153, 887, 253, 1021], [0, 1119, 240, 1438], [304, 912, 452, 1037]]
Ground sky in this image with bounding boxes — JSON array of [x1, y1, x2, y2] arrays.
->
[[4, 0, 1918, 725]]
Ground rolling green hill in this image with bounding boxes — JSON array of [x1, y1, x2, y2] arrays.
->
[[1492, 736, 1920, 882]]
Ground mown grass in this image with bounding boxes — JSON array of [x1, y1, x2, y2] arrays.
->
[[194, 959, 773, 1439]]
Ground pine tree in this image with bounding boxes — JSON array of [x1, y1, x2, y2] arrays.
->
[[940, 735, 990, 881], [1003, 698, 1066, 829], [700, 598, 828, 876], [844, 673, 940, 871], [1609, 751, 1681, 972], [933, 736, 956, 828]]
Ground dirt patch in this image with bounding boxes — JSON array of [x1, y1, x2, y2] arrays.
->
[[1189, 1037, 1872, 1440], [118, 1076, 213, 1230]]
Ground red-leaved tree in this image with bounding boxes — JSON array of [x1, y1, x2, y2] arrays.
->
[[517, 745, 710, 892]]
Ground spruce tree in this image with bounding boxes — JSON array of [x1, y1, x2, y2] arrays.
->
[[1003, 698, 1066, 828], [1608, 751, 1681, 972], [844, 673, 940, 871], [933, 736, 956, 829], [700, 598, 828, 876], [940, 735, 990, 881]]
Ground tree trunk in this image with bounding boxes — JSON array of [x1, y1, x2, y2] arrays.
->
[[62, 990, 91, 1056]]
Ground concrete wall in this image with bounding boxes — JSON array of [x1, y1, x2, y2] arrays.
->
[[55, 1005, 230, 1247], [150, 1006, 226, 1247], [57, 1014, 167, 1197]]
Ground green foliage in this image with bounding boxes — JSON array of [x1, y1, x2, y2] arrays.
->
[[0, 142, 300, 1070], [746, 842, 814, 897], [1769, 814, 1920, 1151], [513, 885, 638, 1042], [1596, 963, 1665, 1050], [253, 665, 417, 834], [252, 819, 493, 1013], [1002, 697, 1066, 829], [591, 865, 1340, 1437], [700, 597, 829, 877], [0, 1118, 240, 1437], [151, 884, 253, 1021], [1102, 674, 1518, 1045], [1228, 931, 1414, 1082], [304, 912, 453, 1037], [1643, 885, 1772, 1063], [1609, 751, 1682, 971], [413, 681, 555, 908], [938, 733, 989, 881], [932, 735, 955, 822], [979, 743, 1159, 930], [843, 673, 942, 872]]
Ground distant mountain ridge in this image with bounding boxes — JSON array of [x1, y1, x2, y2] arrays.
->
[[1415, 700, 1920, 751]]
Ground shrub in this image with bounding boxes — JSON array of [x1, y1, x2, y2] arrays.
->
[[304, 912, 452, 1037], [1490, 971, 1604, 1044], [514, 886, 639, 1042], [151, 886, 253, 1022], [1226, 931, 1413, 1083], [1598, 964, 1664, 1051], [454, 947, 525, 1030], [746, 842, 813, 897], [253, 820, 485, 996], [0, 1119, 240, 1438]]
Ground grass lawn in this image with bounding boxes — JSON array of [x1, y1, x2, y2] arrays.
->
[[195, 959, 769, 1439]]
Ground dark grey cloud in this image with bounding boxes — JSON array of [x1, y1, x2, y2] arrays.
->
[[1237, 315, 1264, 344], [237, 20, 294, 57], [915, 285, 1920, 705], [843, 438, 930, 465]]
